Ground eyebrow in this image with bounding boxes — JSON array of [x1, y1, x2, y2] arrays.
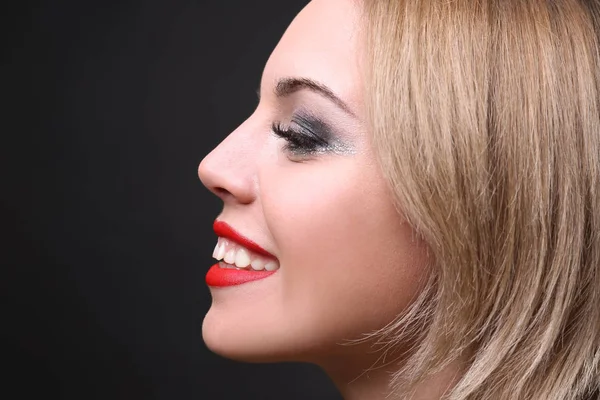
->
[[268, 77, 356, 118]]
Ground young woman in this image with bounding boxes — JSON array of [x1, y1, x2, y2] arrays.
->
[[198, 0, 600, 398]]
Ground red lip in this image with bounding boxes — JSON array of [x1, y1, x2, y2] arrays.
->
[[212, 220, 275, 258], [205, 220, 277, 287], [206, 264, 275, 287]]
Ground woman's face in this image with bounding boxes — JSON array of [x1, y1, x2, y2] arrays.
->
[[198, 0, 430, 367]]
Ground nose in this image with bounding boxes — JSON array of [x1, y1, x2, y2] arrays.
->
[[198, 121, 258, 205]]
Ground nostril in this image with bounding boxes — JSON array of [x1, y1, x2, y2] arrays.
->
[[214, 187, 230, 197]]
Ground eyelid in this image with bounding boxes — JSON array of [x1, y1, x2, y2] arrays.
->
[[272, 121, 326, 147], [271, 121, 325, 158], [290, 117, 328, 146], [291, 112, 333, 141], [271, 117, 357, 158]]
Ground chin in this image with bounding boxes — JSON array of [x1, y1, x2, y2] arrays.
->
[[202, 307, 293, 363], [201, 304, 341, 364]]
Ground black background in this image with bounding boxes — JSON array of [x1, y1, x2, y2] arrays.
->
[[4, 1, 342, 398]]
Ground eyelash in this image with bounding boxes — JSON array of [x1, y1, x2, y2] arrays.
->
[[271, 122, 327, 155]]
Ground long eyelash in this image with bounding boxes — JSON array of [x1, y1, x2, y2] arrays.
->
[[271, 122, 325, 154]]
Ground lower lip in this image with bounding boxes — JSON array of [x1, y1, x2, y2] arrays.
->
[[205, 264, 276, 287]]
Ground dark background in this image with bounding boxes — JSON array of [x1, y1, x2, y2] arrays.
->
[[4, 1, 342, 399]]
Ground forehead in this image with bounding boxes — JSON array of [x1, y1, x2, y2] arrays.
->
[[261, 0, 363, 113]]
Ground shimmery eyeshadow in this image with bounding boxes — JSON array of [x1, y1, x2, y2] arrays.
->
[[291, 112, 356, 156]]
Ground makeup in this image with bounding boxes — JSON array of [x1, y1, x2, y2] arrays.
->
[[205, 265, 275, 287], [272, 110, 355, 157], [205, 220, 278, 287]]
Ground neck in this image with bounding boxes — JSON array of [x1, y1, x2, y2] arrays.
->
[[317, 347, 465, 400]]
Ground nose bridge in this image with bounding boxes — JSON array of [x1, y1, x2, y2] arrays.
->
[[198, 118, 261, 204]]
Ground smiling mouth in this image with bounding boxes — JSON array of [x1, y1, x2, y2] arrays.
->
[[213, 237, 280, 271], [206, 221, 280, 287]]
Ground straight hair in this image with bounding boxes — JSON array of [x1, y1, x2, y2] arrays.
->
[[362, 0, 600, 398]]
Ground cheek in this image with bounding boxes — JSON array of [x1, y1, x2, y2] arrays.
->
[[260, 159, 430, 346]]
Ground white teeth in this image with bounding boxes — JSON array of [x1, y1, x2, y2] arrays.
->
[[212, 237, 280, 272], [264, 261, 278, 271], [216, 241, 226, 260], [250, 258, 265, 271], [224, 248, 236, 264], [234, 248, 251, 268]]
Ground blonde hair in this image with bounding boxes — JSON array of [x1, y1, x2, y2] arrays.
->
[[362, 0, 600, 398]]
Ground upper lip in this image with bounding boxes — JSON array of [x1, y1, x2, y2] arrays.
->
[[213, 220, 276, 259]]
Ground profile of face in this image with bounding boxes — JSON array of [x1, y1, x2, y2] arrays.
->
[[198, 0, 430, 373]]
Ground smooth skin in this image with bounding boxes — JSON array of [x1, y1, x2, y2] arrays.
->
[[198, 1, 455, 398]]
